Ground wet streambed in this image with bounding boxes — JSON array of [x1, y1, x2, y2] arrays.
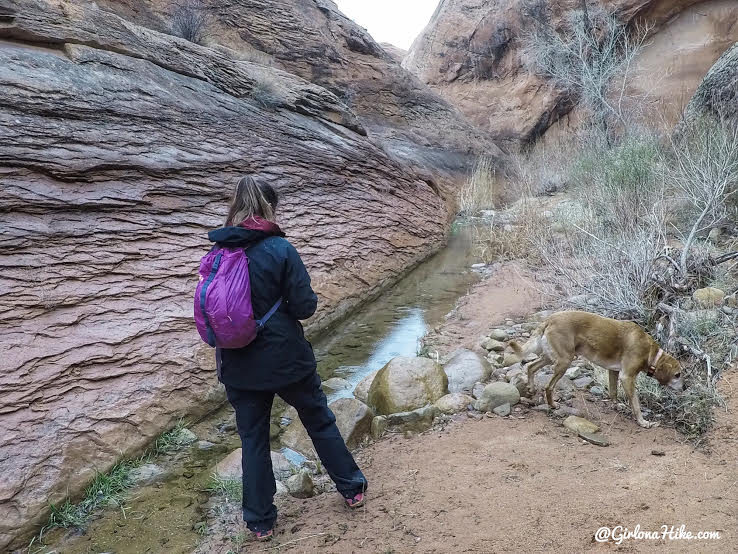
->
[[38, 224, 483, 554]]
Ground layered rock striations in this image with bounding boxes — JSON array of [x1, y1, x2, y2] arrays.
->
[[0, 0, 500, 547]]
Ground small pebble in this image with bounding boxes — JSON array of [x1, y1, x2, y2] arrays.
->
[[651, 450, 666, 457]]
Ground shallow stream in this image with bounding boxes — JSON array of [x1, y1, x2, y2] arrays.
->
[[39, 224, 483, 554]]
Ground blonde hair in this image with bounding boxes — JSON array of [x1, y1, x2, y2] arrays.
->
[[225, 176, 278, 225]]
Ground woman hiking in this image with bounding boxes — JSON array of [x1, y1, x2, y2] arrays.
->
[[206, 176, 367, 542]]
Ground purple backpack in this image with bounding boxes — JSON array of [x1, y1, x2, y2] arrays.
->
[[194, 246, 282, 349]]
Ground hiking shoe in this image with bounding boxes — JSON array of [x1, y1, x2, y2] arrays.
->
[[345, 492, 365, 509], [254, 529, 274, 542]]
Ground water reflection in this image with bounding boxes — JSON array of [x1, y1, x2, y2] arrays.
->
[[312, 225, 482, 402]]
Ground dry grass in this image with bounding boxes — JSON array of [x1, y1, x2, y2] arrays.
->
[[458, 157, 510, 214], [249, 75, 281, 110], [471, 200, 549, 264]]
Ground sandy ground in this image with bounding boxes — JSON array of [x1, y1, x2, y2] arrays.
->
[[199, 265, 737, 553]]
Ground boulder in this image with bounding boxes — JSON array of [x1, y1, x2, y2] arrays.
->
[[492, 403, 511, 417], [501, 353, 522, 368], [281, 398, 373, 458], [215, 450, 243, 480], [533, 372, 575, 392], [322, 377, 352, 392], [683, 42, 738, 126], [554, 406, 581, 418], [353, 370, 379, 404], [280, 415, 315, 459], [434, 393, 474, 415], [331, 398, 374, 448], [270, 451, 294, 481], [563, 416, 600, 435], [573, 376, 593, 389], [482, 338, 506, 352], [578, 431, 610, 447], [370, 405, 441, 438], [505, 363, 524, 380], [692, 287, 726, 308], [487, 353, 504, 367], [275, 480, 289, 497], [172, 428, 198, 446], [475, 382, 520, 412], [565, 366, 582, 380], [492, 366, 508, 380], [286, 471, 315, 498], [509, 373, 529, 396], [488, 329, 509, 341], [269, 423, 282, 440], [368, 357, 448, 415], [443, 349, 491, 394]]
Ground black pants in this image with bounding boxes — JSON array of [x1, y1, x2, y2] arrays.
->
[[225, 371, 368, 532]]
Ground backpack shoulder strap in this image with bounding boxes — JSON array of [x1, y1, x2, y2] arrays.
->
[[256, 298, 283, 328], [243, 236, 282, 328]]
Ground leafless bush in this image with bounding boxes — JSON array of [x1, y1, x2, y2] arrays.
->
[[524, 5, 652, 140], [667, 114, 738, 276], [170, 0, 208, 44]]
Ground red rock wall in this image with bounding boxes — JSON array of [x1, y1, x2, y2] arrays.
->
[[0, 0, 474, 547], [404, 0, 738, 149], [97, 0, 508, 196]]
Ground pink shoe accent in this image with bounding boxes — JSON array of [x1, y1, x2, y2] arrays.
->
[[345, 492, 365, 509], [255, 529, 273, 542]]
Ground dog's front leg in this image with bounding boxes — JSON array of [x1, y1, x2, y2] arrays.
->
[[608, 370, 619, 400], [621, 375, 659, 429]]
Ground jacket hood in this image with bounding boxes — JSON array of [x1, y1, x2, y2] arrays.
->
[[208, 216, 285, 246]]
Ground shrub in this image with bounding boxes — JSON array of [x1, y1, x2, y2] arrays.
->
[[637, 377, 723, 439], [524, 6, 651, 140], [249, 76, 281, 110], [666, 114, 738, 275], [170, 0, 208, 44], [527, 131, 667, 321]]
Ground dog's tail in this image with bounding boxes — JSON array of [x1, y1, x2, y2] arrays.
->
[[509, 321, 548, 358]]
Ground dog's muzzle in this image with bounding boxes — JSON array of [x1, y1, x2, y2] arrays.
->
[[668, 375, 684, 392]]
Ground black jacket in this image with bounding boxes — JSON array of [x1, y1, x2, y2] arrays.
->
[[207, 225, 318, 390]]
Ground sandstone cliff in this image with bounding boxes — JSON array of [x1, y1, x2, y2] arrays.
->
[[98, 0, 506, 192], [0, 0, 499, 548], [404, 0, 738, 148]]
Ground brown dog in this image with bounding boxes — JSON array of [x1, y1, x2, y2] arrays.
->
[[510, 311, 683, 428]]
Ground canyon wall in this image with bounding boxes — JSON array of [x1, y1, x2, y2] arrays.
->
[[0, 0, 504, 548], [404, 0, 738, 148]]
